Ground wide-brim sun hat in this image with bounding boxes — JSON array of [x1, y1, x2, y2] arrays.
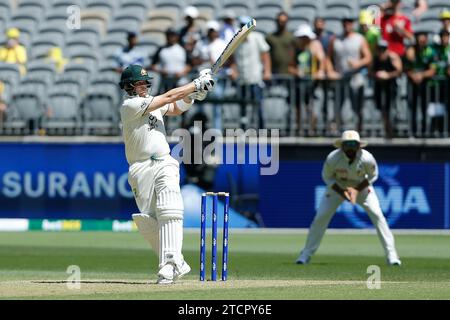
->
[[294, 24, 316, 39], [334, 130, 368, 148]]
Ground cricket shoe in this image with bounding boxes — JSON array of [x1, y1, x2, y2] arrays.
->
[[156, 263, 175, 285], [295, 255, 310, 265], [173, 260, 191, 281], [388, 258, 402, 266]]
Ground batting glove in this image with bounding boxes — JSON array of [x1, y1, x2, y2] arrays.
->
[[193, 73, 215, 92], [189, 90, 208, 101]]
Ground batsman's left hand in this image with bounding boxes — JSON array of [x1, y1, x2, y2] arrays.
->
[[189, 90, 208, 101]]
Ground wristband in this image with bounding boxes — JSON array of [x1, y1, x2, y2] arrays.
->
[[176, 99, 193, 112]]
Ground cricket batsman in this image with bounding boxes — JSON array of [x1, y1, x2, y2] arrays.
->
[[119, 64, 215, 284], [296, 130, 401, 266]]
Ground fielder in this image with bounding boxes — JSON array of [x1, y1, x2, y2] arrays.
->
[[119, 64, 215, 284], [296, 130, 401, 266]]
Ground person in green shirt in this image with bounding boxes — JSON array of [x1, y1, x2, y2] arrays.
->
[[359, 10, 381, 57], [266, 12, 297, 76], [429, 29, 450, 134], [405, 31, 437, 137]]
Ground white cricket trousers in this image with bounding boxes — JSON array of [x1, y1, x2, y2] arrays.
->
[[301, 186, 399, 260]]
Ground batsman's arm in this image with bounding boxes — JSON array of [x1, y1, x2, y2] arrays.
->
[[143, 82, 196, 116]]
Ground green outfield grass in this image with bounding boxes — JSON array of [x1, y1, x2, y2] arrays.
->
[[0, 230, 449, 299]]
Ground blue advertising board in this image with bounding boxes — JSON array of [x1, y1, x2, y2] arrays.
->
[[259, 162, 450, 229], [0, 142, 449, 229]]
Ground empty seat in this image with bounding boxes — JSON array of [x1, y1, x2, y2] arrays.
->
[[52, 0, 85, 9], [290, 7, 317, 22], [53, 74, 84, 95], [107, 20, 140, 39], [80, 10, 109, 35], [256, 0, 283, 11], [0, 63, 21, 87], [4, 89, 43, 134], [121, 0, 150, 11], [113, 7, 145, 23], [42, 91, 82, 135], [19, 75, 49, 101], [68, 50, 99, 71], [253, 18, 275, 35], [101, 35, 127, 59], [64, 62, 92, 88], [147, 8, 178, 23], [291, 0, 323, 10], [83, 87, 120, 135], [86, 0, 117, 15], [27, 61, 56, 84], [223, 0, 252, 16]]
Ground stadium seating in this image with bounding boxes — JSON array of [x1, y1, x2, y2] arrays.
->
[[0, 0, 446, 137]]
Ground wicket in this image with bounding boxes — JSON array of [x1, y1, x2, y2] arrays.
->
[[200, 192, 230, 281]]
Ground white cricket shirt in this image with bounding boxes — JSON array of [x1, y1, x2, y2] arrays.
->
[[322, 149, 378, 189], [120, 95, 170, 165]]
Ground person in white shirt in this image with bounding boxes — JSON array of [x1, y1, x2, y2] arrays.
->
[[119, 64, 215, 284], [296, 130, 401, 266], [193, 20, 228, 129], [231, 16, 272, 129], [150, 28, 191, 90]]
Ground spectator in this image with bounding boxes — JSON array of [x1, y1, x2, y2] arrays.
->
[[428, 29, 450, 135], [113, 32, 145, 73], [150, 28, 191, 92], [372, 40, 403, 138], [0, 81, 7, 126], [220, 10, 238, 43], [405, 31, 436, 137], [45, 47, 68, 73], [314, 17, 336, 132], [193, 20, 228, 129], [314, 17, 335, 55], [412, 0, 428, 19], [289, 24, 326, 135], [179, 6, 202, 48], [327, 16, 372, 133], [440, 9, 450, 33], [266, 12, 296, 75], [359, 10, 381, 56], [231, 16, 272, 129], [380, 0, 414, 57], [0, 28, 27, 75]]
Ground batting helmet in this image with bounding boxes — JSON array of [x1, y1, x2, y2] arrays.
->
[[119, 65, 152, 90]]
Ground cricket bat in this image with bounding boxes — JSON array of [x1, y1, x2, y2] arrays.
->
[[210, 18, 256, 75]]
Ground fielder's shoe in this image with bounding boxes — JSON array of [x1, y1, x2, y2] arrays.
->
[[156, 263, 175, 284], [173, 260, 191, 281], [295, 255, 310, 265]]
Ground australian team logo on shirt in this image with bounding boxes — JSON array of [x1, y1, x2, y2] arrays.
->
[[147, 114, 158, 131]]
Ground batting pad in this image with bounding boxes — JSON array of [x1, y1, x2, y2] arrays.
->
[[132, 213, 159, 255], [158, 218, 184, 268]]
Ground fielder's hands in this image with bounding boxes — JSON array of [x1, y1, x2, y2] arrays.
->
[[193, 68, 215, 92], [332, 184, 358, 204], [344, 187, 358, 205]]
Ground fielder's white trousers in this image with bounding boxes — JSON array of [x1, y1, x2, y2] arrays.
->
[[301, 186, 399, 261]]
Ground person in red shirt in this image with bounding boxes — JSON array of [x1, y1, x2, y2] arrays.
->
[[380, 0, 414, 57]]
